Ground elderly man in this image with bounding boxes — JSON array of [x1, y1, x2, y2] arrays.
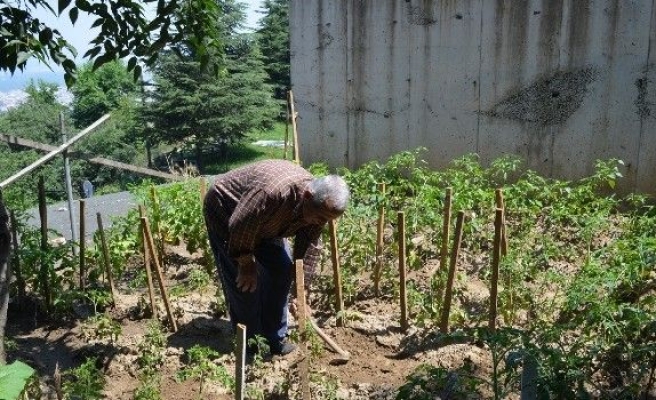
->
[[203, 159, 350, 357]]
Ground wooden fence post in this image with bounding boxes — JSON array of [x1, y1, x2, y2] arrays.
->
[[289, 90, 300, 165], [38, 176, 51, 309]]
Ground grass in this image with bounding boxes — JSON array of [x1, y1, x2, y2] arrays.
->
[[200, 122, 292, 175]]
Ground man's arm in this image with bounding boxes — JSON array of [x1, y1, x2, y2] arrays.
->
[[227, 189, 275, 291], [293, 225, 324, 288]]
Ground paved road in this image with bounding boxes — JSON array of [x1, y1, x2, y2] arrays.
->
[[26, 191, 138, 242]]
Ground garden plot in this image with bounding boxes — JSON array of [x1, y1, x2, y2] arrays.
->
[[7, 150, 656, 399]]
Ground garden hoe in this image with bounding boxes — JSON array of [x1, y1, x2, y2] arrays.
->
[[309, 318, 351, 365]]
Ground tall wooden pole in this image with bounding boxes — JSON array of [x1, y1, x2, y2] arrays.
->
[[398, 211, 409, 331], [38, 176, 51, 309], [61, 112, 77, 252], [79, 199, 86, 290], [328, 219, 345, 326]]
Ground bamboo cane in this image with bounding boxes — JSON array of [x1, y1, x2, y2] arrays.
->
[[284, 91, 291, 160], [328, 219, 345, 326], [439, 211, 465, 334], [96, 212, 117, 304], [374, 182, 386, 296], [398, 211, 409, 331], [142, 216, 177, 332]]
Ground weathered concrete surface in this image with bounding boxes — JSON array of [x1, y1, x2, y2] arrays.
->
[[290, 0, 656, 195]]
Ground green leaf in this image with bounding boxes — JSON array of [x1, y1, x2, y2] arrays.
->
[[58, 0, 72, 14], [68, 7, 78, 24], [0, 361, 35, 400]]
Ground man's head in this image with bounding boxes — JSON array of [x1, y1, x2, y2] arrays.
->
[[302, 175, 350, 225]]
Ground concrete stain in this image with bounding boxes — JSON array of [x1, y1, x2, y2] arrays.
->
[[485, 67, 599, 126]]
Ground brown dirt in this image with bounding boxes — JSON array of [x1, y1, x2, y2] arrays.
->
[[7, 243, 495, 399]]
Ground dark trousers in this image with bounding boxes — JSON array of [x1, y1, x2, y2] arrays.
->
[[207, 231, 293, 350]]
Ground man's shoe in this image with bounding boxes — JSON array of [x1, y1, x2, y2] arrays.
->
[[271, 341, 297, 356]]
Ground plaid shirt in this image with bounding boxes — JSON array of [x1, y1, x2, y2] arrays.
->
[[203, 160, 324, 284]]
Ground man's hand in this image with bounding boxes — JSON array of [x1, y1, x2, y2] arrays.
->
[[289, 296, 312, 319], [236, 261, 257, 292]]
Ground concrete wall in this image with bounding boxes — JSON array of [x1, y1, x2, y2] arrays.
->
[[290, 0, 656, 195]]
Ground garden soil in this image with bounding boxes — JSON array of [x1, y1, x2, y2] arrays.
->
[[7, 243, 500, 399]]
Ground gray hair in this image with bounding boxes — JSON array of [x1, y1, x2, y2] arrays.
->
[[307, 175, 350, 212]]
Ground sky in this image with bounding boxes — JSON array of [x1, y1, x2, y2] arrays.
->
[[0, 0, 265, 90]]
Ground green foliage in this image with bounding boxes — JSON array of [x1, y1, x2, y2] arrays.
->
[[0, 361, 35, 400], [70, 60, 140, 128], [397, 363, 484, 399], [62, 358, 105, 400], [144, 0, 278, 173], [177, 345, 234, 397], [0, 0, 224, 85], [257, 0, 290, 103]]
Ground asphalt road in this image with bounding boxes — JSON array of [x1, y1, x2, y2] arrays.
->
[[26, 191, 138, 242]]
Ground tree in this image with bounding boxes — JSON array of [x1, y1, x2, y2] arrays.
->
[[257, 0, 290, 102], [0, 0, 227, 364], [144, 0, 278, 171], [70, 60, 140, 128], [0, 0, 224, 86]]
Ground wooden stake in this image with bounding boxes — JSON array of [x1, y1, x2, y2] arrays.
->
[[289, 90, 300, 165], [328, 219, 345, 327], [142, 216, 178, 332], [495, 189, 508, 257], [38, 176, 51, 309], [139, 206, 157, 318], [200, 177, 207, 202], [149, 186, 165, 271], [79, 199, 86, 290], [96, 213, 117, 304], [294, 259, 311, 400], [398, 211, 409, 331], [235, 323, 246, 400], [284, 91, 291, 160], [489, 208, 503, 332], [436, 188, 452, 314], [374, 182, 386, 297], [9, 211, 25, 301], [439, 211, 465, 334]]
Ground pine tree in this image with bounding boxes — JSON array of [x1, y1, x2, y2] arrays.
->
[[257, 0, 290, 102], [144, 0, 278, 171]]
